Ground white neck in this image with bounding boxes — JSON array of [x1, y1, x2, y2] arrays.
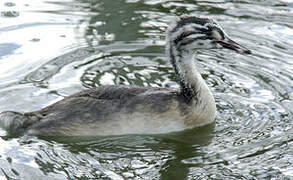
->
[[178, 50, 203, 90], [168, 42, 204, 102], [168, 43, 216, 124]]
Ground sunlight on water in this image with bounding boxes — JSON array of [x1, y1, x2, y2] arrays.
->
[[0, 0, 293, 179]]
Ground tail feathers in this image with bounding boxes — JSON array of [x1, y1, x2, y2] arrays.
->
[[0, 111, 29, 134]]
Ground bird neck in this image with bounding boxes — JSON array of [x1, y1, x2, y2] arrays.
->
[[168, 46, 203, 103]]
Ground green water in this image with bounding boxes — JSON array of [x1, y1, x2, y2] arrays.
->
[[0, 0, 293, 179]]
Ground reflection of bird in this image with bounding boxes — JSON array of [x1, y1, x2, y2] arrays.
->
[[0, 16, 251, 136]]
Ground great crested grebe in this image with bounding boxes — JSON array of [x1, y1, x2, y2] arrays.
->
[[0, 16, 251, 136]]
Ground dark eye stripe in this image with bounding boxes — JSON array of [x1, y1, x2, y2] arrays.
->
[[174, 31, 197, 45], [177, 36, 211, 48], [173, 27, 210, 46]]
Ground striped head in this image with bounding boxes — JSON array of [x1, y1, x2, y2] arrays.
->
[[167, 16, 251, 54]]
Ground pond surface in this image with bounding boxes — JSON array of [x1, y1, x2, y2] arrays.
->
[[0, 0, 293, 179]]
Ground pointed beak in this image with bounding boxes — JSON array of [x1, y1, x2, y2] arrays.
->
[[215, 38, 251, 54]]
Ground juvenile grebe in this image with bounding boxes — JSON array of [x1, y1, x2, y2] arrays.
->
[[0, 16, 251, 136]]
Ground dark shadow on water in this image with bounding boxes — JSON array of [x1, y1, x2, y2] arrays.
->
[[36, 123, 214, 144], [37, 123, 215, 179], [157, 124, 215, 180]]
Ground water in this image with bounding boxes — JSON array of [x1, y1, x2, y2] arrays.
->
[[0, 0, 293, 179]]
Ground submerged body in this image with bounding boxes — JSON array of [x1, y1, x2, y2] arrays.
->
[[0, 84, 215, 136], [0, 16, 250, 136]]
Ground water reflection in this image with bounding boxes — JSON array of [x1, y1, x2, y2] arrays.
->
[[26, 125, 214, 179]]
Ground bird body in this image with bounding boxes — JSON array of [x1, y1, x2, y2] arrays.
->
[[0, 16, 250, 136], [0, 85, 215, 136]]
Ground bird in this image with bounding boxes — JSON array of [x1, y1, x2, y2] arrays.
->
[[0, 16, 251, 136]]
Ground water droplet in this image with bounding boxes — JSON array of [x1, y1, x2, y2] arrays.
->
[[1, 11, 19, 18], [30, 38, 40, 42], [4, 2, 16, 7]]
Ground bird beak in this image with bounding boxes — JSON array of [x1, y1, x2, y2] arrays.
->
[[215, 38, 251, 54]]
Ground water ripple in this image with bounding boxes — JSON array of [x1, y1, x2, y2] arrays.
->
[[0, 0, 293, 179]]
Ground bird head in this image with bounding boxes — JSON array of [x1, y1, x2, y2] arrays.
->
[[167, 16, 251, 54]]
